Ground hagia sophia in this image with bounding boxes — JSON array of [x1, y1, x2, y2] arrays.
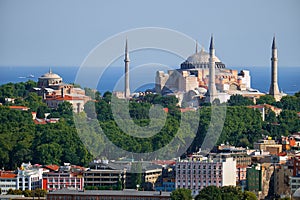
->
[[154, 36, 286, 105], [120, 35, 285, 106]]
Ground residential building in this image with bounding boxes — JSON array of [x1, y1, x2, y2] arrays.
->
[[246, 165, 262, 193], [42, 172, 83, 192], [16, 163, 44, 191], [0, 171, 17, 194], [253, 139, 282, 154], [175, 155, 236, 195], [84, 161, 126, 189], [290, 176, 300, 195], [274, 163, 293, 198]]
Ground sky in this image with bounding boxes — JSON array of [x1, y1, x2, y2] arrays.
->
[[0, 0, 300, 68]]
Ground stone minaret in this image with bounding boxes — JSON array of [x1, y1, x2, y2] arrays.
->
[[269, 36, 281, 101], [124, 38, 130, 99], [206, 35, 217, 103]]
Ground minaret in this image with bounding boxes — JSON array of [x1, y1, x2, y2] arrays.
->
[[195, 40, 198, 54], [269, 36, 281, 101], [124, 38, 130, 99], [206, 35, 217, 103]]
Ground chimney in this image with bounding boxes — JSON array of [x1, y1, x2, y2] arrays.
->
[[31, 112, 37, 119]]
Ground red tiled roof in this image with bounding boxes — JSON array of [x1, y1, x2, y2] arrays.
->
[[44, 164, 60, 171], [152, 160, 176, 165], [46, 95, 85, 101], [9, 105, 29, 110], [0, 172, 17, 178], [278, 152, 287, 156]]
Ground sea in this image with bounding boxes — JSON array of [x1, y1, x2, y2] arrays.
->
[[0, 66, 299, 95]]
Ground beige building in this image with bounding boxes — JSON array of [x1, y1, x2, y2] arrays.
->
[[155, 39, 264, 104], [274, 164, 293, 198], [33, 69, 91, 113], [253, 139, 282, 154]]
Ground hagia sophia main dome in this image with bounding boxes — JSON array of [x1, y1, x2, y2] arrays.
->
[[180, 47, 225, 70]]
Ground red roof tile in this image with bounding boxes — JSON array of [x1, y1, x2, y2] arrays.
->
[[0, 172, 17, 178], [44, 164, 60, 171], [9, 105, 30, 110]]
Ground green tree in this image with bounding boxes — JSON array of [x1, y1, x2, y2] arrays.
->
[[33, 188, 47, 197], [130, 162, 143, 189], [242, 191, 257, 200], [84, 101, 97, 119], [170, 188, 192, 200], [195, 186, 221, 200], [24, 92, 45, 111], [36, 143, 63, 165], [221, 186, 243, 200], [256, 95, 276, 105], [228, 94, 254, 106], [277, 95, 300, 112]]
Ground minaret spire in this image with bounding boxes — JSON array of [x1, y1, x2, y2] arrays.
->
[[206, 34, 217, 103], [269, 35, 281, 101], [124, 37, 130, 99], [195, 40, 198, 53], [209, 34, 214, 50], [272, 35, 276, 49]]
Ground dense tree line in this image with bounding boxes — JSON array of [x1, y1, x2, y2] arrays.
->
[[170, 186, 257, 200], [0, 81, 299, 169], [6, 188, 46, 197], [0, 106, 92, 169]]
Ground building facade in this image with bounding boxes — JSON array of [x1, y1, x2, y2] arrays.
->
[[42, 172, 84, 192], [0, 171, 17, 194], [175, 156, 236, 195]]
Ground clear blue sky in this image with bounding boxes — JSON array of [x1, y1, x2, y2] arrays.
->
[[0, 0, 299, 67]]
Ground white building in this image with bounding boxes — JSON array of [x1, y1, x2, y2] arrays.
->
[[290, 176, 300, 195], [16, 162, 44, 191], [0, 171, 17, 194], [175, 156, 236, 195]]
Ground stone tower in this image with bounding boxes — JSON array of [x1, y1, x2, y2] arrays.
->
[[124, 38, 130, 99], [269, 36, 281, 101], [206, 35, 217, 103]]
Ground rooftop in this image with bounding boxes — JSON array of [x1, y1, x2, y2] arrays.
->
[[49, 189, 171, 197]]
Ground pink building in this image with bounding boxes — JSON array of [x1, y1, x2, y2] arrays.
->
[[175, 156, 236, 195]]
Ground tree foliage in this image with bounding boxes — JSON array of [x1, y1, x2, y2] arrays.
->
[[228, 94, 254, 106], [0, 81, 299, 170], [256, 95, 276, 105], [170, 188, 192, 200], [195, 186, 257, 200]]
